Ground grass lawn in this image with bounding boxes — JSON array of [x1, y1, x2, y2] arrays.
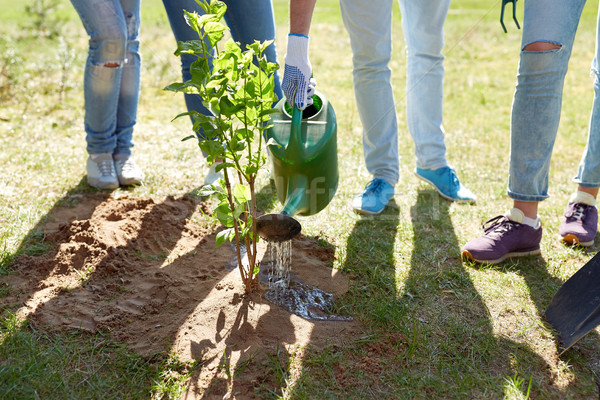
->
[[2, 0, 600, 398]]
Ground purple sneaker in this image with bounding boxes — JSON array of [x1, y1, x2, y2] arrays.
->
[[462, 209, 542, 264], [559, 202, 598, 247]]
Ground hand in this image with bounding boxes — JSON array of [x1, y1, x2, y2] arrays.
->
[[282, 34, 316, 110]]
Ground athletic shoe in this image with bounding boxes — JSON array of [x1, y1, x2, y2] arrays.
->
[[415, 166, 476, 204], [462, 208, 542, 264], [352, 178, 395, 215], [87, 153, 119, 189], [559, 201, 598, 247], [113, 154, 144, 186]]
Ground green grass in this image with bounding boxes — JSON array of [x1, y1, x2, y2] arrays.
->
[[2, 0, 600, 398]]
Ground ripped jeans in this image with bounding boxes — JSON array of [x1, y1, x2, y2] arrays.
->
[[508, 0, 600, 201], [70, 0, 141, 156]]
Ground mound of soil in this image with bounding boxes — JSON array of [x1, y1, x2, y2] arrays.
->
[[3, 194, 356, 398]]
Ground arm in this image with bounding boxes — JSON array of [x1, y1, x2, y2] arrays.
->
[[282, 0, 318, 110], [290, 0, 316, 36]]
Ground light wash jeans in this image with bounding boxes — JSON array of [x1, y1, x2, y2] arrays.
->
[[70, 0, 141, 156], [340, 0, 450, 185], [508, 0, 600, 201], [163, 0, 282, 137]]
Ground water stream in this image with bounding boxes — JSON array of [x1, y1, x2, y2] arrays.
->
[[261, 240, 353, 322]]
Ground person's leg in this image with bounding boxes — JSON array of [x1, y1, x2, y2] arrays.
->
[[560, 5, 600, 246], [397, 0, 448, 170], [340, 0, 398, 186], [113, 0, 141, 157], [71, 0, 131, 189], [574, 3, 600, 193], [162, 0, 213, 126], [71, 0, 129, 155], [399, 0, 475, 203], [224, 0, 282, 101], [508, 0, 585, 209], [463, 0, 586, 262], [340, 0, 396, 214]]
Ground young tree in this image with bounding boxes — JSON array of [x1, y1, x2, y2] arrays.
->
[[165, 0, 279, 292]]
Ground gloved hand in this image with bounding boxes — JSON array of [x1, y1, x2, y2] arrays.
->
[[282, 33, 316, 110]]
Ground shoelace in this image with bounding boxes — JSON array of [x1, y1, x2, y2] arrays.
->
[[365, 179, 386, 195], [482, 215, 518, 235], [449, 168, 459, 187], [566, 203, 587, 221], [98, 159, 116, 177], [116, 159, 136, 175]]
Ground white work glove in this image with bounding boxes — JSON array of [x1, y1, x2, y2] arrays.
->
[[282, 33, 316, 110]]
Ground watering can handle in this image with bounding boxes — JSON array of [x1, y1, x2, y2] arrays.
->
[[286, 105, 304, 161]]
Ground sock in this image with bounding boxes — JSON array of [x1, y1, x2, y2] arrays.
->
[[523, 215, 541, 229], [506, 208, 541, 229], [570, 191, 597, 207]]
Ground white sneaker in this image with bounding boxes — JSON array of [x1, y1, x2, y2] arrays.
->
[[87, 153, 119, 189], [204, 162, 224, 186], [113, 154, 144, 186]]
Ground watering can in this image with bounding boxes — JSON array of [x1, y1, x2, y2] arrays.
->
[[256, 91, 338, 242]]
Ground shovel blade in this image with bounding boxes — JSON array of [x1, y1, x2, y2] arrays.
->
[[545, 251, 600, 354]]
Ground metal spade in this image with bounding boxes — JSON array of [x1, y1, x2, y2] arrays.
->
[[545, 251, 600, 354]]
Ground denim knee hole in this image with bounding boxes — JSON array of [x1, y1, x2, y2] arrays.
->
[[522, 41, 562, 52]]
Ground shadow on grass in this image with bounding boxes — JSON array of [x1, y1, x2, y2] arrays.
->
[[405, 190, 550, 397], [0, 180, 219, 398], [0, 180, 168, 399], [299, 188, 562, 398], [477, 240, 600, 396], [1, 177, 341, 399]]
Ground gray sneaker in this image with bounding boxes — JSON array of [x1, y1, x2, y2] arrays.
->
[[462, 208, 542, 264], [114, 154, 144, 186], [87, 153, 118, 189]]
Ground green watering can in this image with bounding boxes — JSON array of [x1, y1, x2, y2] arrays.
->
[[256, 91, 338, 242]]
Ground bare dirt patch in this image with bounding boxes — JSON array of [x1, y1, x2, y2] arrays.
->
[[3, 194, 357, 398]]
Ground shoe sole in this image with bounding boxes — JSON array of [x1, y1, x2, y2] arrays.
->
[[461, 248, 541, 265], [118, 177, 143, 186], [561, 234, 594, 247], [414, 173, 476, 204], [352, 206, 384, 215], [88, 178, 119, 190]]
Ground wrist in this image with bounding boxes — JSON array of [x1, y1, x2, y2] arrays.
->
[[289, 32, 309, 39], [286, 34, 310, 59]]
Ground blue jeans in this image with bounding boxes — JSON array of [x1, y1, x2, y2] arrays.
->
[[163, 0, 282, 137], [508, 0, 600, 201], [340, 0, 450, 185], [70, 0, 141, 156]]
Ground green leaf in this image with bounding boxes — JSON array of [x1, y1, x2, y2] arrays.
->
[[164, 81, 202, 95], [216, 228, 234, 247], [215, 204, 234, 227], [181, 134, 196, 142], [174, 40, 207, 56], [205, 21, 226, 47], [219, 97, 244, 116], [190, 58, 211, 84], [234, 184, 251, 203], [259, 108, 279, 117], [199, 139, 225, 159]]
